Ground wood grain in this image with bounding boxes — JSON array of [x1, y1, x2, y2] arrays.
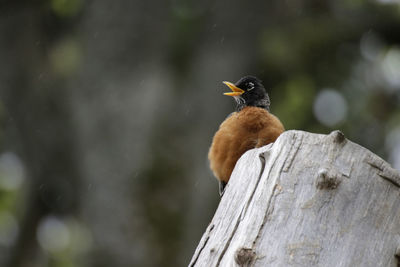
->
[[190, 130, 400, 267]]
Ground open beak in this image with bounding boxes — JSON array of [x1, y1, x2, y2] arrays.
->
[[223, 81, 245, 96]]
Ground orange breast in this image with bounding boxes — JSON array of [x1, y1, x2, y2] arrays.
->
[[208, 107, 284, 183]]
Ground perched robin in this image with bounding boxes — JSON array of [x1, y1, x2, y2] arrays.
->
[[208, 76, 284, 195]]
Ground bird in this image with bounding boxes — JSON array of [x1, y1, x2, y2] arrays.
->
[[208, 75, 284, 196]]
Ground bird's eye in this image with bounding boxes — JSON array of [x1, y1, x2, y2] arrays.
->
[[247, 82, 255, 91]]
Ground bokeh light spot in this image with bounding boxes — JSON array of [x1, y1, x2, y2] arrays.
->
[[389, 145, 400, 170], [360, 31, 384, 61], [37, 216, 70, 253], [385, 126, 400, 170], [376, 0, 400, 4], [68, 218, 93, 253], [381, 47, 400, 88], [0, 212, 18, 246], [51, 0, 83, 17], [49, 38, 82, 77], [313, 89, 348, 127], [0, 152, 25, 191]]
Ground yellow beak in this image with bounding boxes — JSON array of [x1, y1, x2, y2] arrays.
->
[[223, 81, 245, 96]]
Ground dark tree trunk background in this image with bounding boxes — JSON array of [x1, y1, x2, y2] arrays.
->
[[0, 4, 81, 267]]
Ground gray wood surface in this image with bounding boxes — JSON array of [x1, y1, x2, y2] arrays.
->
[[190, 130, 400, 267]]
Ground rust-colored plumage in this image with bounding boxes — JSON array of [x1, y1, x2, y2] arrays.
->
[[208, 76, 284, 195]]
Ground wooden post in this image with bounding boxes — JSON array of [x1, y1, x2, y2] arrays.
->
[[190, 130, 400, 267]]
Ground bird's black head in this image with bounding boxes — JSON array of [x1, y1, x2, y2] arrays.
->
[[223, 75, 270, 111]]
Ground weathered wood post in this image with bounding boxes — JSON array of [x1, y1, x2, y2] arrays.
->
[[190, 130, 400, 267]]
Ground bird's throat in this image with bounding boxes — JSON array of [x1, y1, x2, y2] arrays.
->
[[235, 96, 270, 112]]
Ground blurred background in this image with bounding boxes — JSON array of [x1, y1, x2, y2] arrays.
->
[[0, 0, 400, 266]]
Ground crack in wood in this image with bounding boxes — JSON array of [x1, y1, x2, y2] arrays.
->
[[241, 151, 269, 221], [215, 150, 269, 266], [379, 174, 400, 188], [365, 154, 400, 188], [216, 145, 282, 266], [282, 133, 302, 172], [253, 184, 278, 248], [239, 152, 267, 221], [189, 224, 215, 267], [251, 137, 292, 253], [215, 217, 241, 267]]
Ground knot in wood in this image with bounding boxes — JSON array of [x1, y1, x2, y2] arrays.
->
[[316, 168, 341, 190], [234, 247, 256, 267], [329, 130, 346, 144]]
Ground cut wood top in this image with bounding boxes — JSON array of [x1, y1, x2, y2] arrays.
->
[[190, 130, 400, 267]]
